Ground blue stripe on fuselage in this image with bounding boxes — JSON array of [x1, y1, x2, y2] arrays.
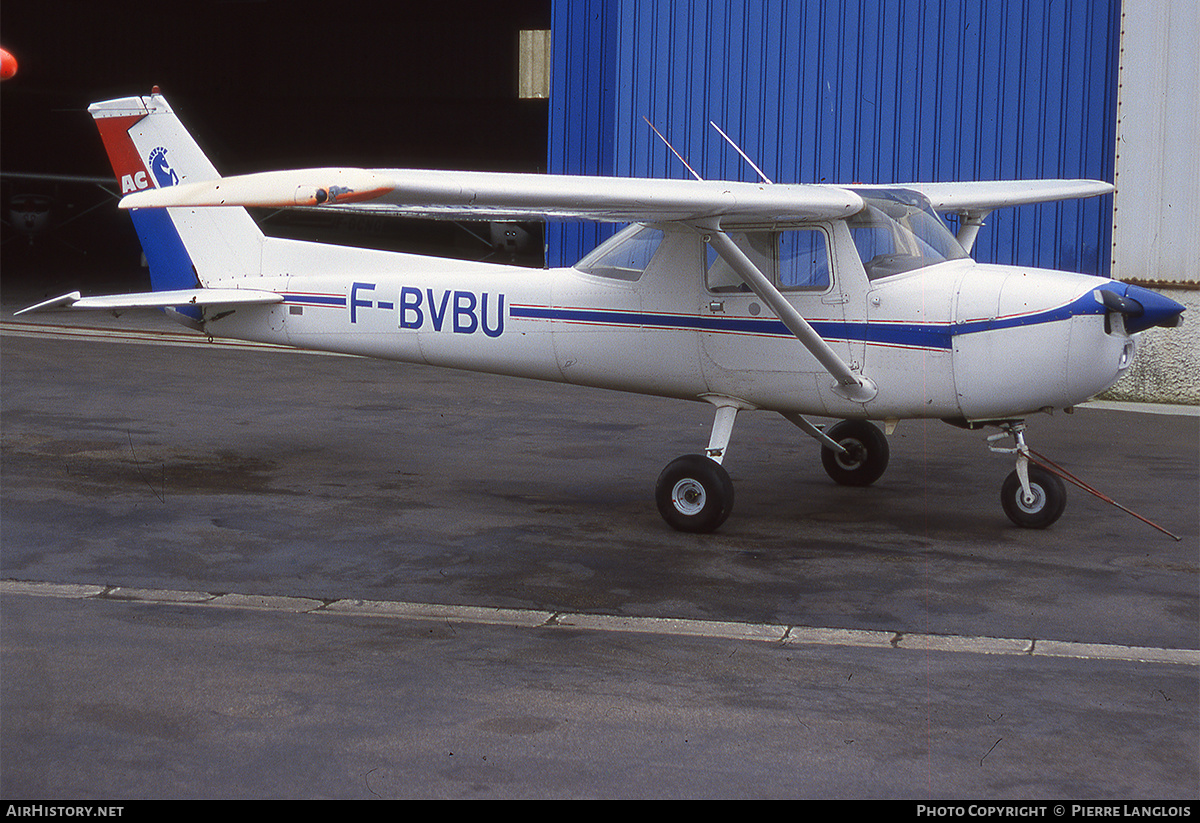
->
[[510, 305, 954, 349], [954, 291, 1106, 336], [509, 290, 1107, 351], [282, 293, 348, 307]]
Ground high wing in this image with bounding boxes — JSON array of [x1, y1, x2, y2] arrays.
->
[[14, 288, 283, 316], [897, 178, 1115, 212], [888, 179, 1115, 252], [117, 167, 866, 224], [117, 167, 1112, 230]]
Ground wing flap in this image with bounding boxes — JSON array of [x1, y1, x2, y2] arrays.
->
[[15, 288, 283, 315]]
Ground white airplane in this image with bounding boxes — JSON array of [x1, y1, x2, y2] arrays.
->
[[17, 90, 1186, 533]]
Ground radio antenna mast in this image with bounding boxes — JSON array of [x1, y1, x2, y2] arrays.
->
[[709, 121, 773, 184], [643, 117, 703, 181]]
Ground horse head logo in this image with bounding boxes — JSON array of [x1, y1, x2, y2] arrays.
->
[[148, 146, 179, 188]]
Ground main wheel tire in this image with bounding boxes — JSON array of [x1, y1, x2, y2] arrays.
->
[[1001, 466, 1067, 529], [820, 420, 890, 486], [655, 454, 734, 533]]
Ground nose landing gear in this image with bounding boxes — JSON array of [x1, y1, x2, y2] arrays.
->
[[987, 420, 1180, 539], [989, 422, 1067, 529], [1000, 464, 1068, 528]]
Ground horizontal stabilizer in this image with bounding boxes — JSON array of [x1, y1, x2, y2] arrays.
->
[[15, 288, 283, 316]]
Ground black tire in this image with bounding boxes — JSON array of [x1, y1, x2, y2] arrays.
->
[[820, 420, 890, 486], [1001, 466, 1067, 529], [655, 454, 734, 533]]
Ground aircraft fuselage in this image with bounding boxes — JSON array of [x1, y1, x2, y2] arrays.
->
[[203, 221, 1137, 425]]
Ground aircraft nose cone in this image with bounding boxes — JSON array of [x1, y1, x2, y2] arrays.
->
[[1121, 283, 1185, 333]]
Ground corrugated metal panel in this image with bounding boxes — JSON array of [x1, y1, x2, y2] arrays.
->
[[548, 0, 1119, 272], [548, 0, 620, 260], [1111, 0, 1200, 284]]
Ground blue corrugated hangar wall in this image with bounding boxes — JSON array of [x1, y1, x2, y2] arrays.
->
[[546, 0, 1120, 274]]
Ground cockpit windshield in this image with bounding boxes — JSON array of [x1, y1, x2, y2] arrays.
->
[[847, 188, 968, 280]]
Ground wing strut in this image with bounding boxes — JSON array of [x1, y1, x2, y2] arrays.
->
[[954, 210, 989, 254], [701, 225, 877, 403]]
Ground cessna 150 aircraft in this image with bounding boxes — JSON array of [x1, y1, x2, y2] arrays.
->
[[18, 90, 1186, 533]]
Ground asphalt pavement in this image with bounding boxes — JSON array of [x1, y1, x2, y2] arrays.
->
[[1, 303, 1196, 800]]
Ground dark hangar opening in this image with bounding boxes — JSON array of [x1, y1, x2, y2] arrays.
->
[[1, 1, 552, 295]]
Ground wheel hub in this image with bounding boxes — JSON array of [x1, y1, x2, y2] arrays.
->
[[1016, 484, 1046, 513], [835, 439, 866, 470], [671, 479, 706, 515]]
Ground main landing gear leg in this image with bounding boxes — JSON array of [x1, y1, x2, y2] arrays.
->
[[988, 421, 1066, 529], [655, 403, 740, 533]]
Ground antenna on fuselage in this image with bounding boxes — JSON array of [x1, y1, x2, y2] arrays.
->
[[642, 117, 703, 181], [709, 121, 773, 185]]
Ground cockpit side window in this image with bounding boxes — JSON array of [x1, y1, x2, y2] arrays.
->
[[777, 229, 831, 290], [706, 228, 830, 292], [575, 224, 665, 281], [706, 231, 774, 292]]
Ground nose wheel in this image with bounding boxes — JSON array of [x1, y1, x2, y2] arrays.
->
[[1000, 465, 1067, 528], [988, 422, 1067, 529]]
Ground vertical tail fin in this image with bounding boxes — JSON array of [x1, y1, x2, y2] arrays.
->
[[89, 90, 263, 299]]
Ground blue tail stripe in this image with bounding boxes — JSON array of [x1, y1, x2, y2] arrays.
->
[[129, 209, 197, 291], [128, 209, 202, 320]]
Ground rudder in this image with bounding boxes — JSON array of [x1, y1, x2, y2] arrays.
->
[[89, 90, 264, 299]]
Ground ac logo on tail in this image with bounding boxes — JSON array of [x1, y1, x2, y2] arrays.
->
[[148, 147, 179, 188], [119, 147, 179, 193], [120, 171, 150, 194]]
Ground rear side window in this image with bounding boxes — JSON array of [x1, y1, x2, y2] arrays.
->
[[575, 224, 665, 281]]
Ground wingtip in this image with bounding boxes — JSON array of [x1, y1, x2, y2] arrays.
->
[[118, 168, 395, 210]]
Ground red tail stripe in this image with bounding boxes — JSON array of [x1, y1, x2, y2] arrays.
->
[[93, 114, 151, 186]]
